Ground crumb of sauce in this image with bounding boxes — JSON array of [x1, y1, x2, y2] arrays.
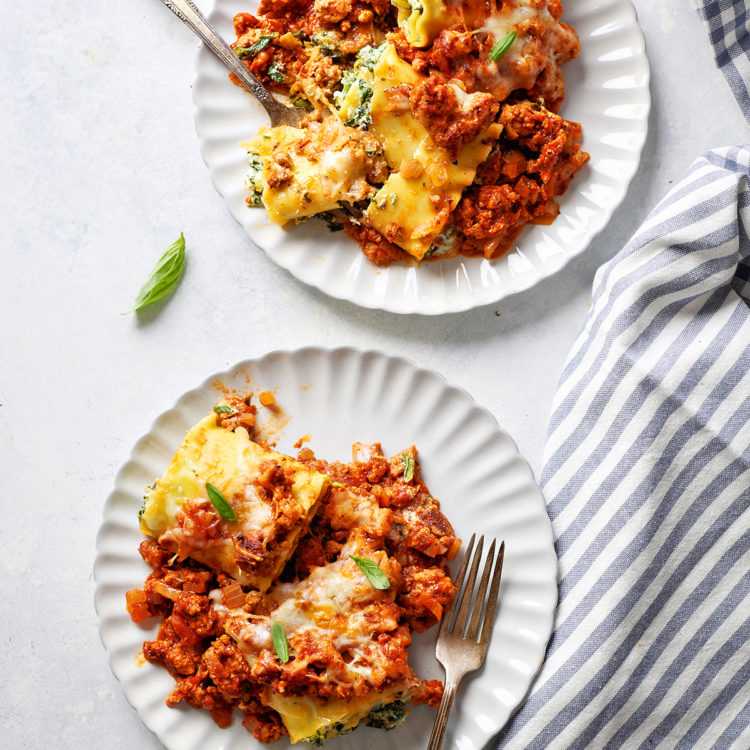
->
[[254, 396, 291, 446], [257, 412, 291, 445], [134, 650, 146, 667], [212, 383, 290, 444], [293, 434, 311, 449], [213, 380, 231, 395]]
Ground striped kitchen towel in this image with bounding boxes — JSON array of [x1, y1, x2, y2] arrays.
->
[[497, 4, 750, 749], [695, 0, 750, 122]]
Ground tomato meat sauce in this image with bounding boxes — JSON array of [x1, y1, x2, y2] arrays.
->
[[128, 425, 458, 743]]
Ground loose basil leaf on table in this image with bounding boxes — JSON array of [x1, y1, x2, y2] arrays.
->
[[130, 233, 186, 312]]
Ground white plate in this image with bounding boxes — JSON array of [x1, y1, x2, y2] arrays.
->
[[95, 347, 557, 749], [193, 0, 649, 314]]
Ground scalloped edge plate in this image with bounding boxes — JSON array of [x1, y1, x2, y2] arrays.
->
[[94, 347, 557, 749], [193, 0, 649, 314]]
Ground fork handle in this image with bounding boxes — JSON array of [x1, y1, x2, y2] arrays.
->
[[427, 673, 461, 750], [157, 0, 299, 125]]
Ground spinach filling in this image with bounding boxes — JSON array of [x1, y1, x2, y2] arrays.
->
[[333, 44, 387, 130], [303, 700, 409, 745], [245, 152, 264, 207]]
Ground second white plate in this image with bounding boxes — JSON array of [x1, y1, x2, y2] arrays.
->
[[95, 347, 558, 749], [193, 0, 649, 314]]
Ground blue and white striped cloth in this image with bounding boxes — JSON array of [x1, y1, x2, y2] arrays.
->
[[498, 3, 750, 748]]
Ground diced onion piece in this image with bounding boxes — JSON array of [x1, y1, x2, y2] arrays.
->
[[183, 581, 205, 593], [222, 582, 245, 609], [423, 541, 443, 557], [152, 580, 181, 602], [423, 598, 443, 621]]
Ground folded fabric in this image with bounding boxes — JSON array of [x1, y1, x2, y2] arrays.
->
[[694, 0, 750, 123], [496, 3, 750, 748]]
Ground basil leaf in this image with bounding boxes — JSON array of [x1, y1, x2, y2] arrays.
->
[[402, 453, 414, 482], [131, 233, 186, 312], [235, 34, 277, 59], [206, 482, 237, 522], [350, 555, 390, 590], [490, 31, 517, 62], [272, 621, 290, 663], [213, 405, 238, 415]]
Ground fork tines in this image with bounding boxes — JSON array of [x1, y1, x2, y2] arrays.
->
[[442, 534, 505, 645]]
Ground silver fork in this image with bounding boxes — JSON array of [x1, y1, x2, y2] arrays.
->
[[157, 0, 306, 126], [428, 534, 505, 750]]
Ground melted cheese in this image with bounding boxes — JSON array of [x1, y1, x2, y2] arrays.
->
[[248, 44, 503, 255], [245, 122, 375, 225], [216, 534, 416, 742], [140, 414, 329, 589], [392, 0, 448, 48], [475, 0, 565, 100], [219, 539, 396, 669], [481, 0, 554, 37], [356, 44, 501, 259]]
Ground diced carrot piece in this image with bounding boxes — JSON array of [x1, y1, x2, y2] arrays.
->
[[447, 537, 462, 560], [259, 391, 276, 406], [126, 589, 152, 623]]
